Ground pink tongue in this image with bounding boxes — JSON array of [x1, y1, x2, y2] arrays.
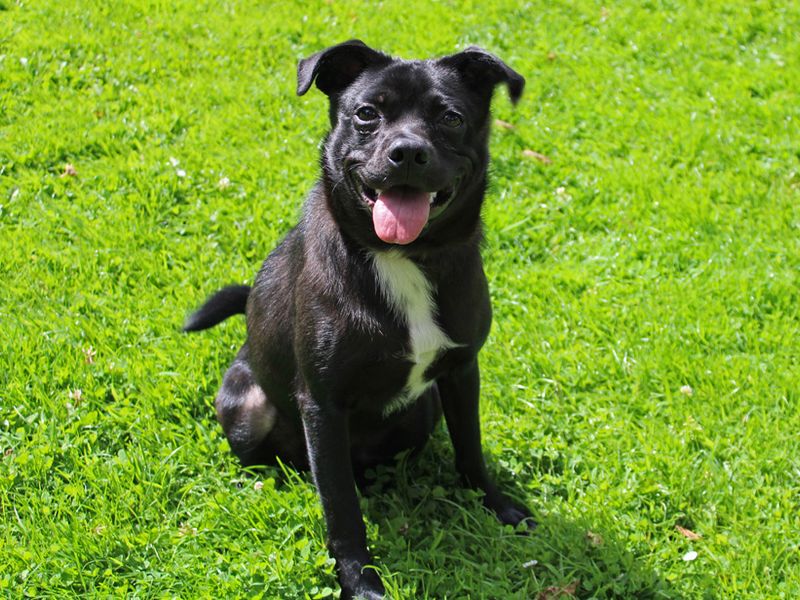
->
[[372, 188, 431, 245]]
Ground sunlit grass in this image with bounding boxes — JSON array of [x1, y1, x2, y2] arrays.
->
[[2, 1, 799, 597]]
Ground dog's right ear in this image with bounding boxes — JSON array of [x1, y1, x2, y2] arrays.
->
[[297, 40, 391, 97]]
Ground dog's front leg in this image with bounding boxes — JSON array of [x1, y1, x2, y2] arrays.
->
[[438, 359, 535, 529], [300, 398, 386, 600]]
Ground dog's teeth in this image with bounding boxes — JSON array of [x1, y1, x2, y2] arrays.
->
[[428, 192, 436, 204], [375, 188, 382, 196]]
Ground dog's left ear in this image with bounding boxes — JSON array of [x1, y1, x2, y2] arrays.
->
[[438, 47, 525, 105], [297, 39, 391, 97]]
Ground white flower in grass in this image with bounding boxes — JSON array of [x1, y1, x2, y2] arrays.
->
[[178, 522, 198, 537], [682, 550, 698, 561]]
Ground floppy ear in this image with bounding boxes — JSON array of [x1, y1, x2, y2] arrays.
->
[[438, 47, 525, 105], [297, 39, 391, 97]]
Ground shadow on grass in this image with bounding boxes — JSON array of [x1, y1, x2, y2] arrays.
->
[[237, 432, 684, 599], [354, 436, 682, 599]]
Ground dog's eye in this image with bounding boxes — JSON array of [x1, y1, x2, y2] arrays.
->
[[355, 106, 379, 122], [441, 111, 464, 128]]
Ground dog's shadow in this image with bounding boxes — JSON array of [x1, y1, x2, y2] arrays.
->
[[246, 430, 682, 598], [352, 433, 681, 599]]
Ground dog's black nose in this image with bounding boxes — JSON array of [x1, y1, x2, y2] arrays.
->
[[388, 138, 431, 167]]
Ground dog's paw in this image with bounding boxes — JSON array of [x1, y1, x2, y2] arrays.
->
[[339, 564, 386, 600], [485, 493, 537, 532], [346, 586, 385, 600], [341, 579, 385, 600]]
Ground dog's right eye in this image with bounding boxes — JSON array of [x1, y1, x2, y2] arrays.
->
[[355, 106, 379, 122]]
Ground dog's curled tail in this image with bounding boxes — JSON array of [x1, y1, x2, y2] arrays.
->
[[183, 285, 251, 332]]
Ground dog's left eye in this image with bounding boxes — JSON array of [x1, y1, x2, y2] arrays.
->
[[441, 111, 464, 128], [355, 106, 379, 122]]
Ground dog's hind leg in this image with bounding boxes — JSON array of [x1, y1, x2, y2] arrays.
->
[[215, 344, 280, 467]]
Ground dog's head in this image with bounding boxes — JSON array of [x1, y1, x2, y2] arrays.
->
[[297, 40, 524, 252]]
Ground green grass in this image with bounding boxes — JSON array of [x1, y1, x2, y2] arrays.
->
[[2, 0, 799, 597]]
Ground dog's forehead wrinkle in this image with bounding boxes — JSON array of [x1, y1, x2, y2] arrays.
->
[[352, 62, 437, 107]]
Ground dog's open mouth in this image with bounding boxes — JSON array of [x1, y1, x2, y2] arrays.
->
[[359, 182, 457, 245]]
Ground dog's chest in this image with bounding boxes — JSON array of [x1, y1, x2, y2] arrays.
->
[[370, 251, 456, 415]]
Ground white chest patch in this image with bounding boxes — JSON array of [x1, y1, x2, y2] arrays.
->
[[371, 250, 458, 415]]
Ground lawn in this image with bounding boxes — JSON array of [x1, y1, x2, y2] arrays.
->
[[1, 0, 799, 598]]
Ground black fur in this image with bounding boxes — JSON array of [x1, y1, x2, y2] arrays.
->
[[182, 285, 250, 332], [184, 42, 530, 600]]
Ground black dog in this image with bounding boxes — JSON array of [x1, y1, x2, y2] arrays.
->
[[185, 40, 532, 599]]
